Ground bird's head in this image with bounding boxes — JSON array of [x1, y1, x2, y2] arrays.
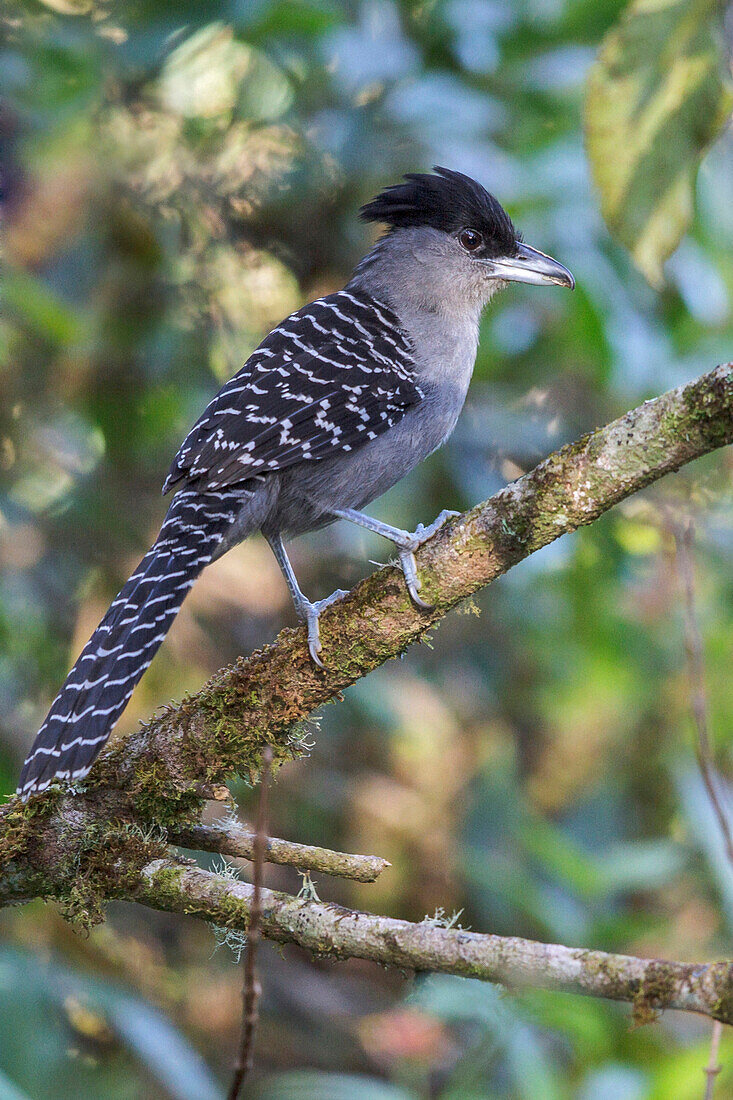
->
[[359, 166, 574, 312]]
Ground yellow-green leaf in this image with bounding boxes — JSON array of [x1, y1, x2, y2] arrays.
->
[[584, 0, 733, 287]]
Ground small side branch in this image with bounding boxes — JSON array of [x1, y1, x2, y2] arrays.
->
[[138, 858, 733, 1025], [172, 823, 390, 883]]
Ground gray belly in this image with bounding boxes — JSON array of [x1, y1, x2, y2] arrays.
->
[[265, 382, 466, 539]]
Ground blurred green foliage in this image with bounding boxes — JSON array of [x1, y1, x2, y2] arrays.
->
[[1, 0, 732, 1097], [585, 0, 733, 286]]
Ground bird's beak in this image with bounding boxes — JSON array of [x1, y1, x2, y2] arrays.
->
[[484, 242, 575, 289]]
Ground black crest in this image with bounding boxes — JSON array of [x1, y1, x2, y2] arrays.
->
[[360, 166, 518, 257]]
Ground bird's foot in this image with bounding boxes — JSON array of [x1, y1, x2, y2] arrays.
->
[[410, 509, 461, 545], [299, 589, 349, 669], [394, 510, 460, 610]]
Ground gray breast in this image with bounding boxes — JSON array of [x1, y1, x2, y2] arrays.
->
[[259, 289, 480, 541], [268, 376, 469, 539]]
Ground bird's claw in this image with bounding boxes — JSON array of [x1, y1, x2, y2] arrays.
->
[[302, 589, 349, 669], [397, 509, 459, 611], [411, 509, 461, 543], [398, 549, 432, 610]]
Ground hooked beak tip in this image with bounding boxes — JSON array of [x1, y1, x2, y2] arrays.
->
[[487, 242, 575, 291]]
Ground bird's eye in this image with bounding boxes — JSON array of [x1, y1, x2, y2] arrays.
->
[[459, 228, 483, 253]]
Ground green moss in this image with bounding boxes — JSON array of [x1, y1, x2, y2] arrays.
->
[[56, 883, 106, 936], [148, 861, 186, 899], [706, 961, 733, 1024], [631, 962, 678, 1028], [127, 764, 204, 831], [221, 877, 256, 918], [0, 790, 61, 868], [678, 375, 732, 449], [47, 817, 172, 932]]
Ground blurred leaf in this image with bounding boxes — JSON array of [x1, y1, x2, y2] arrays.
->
[[3, 269, 86, 346], [98, 987, 224, 1100], [577, 1064, 647, 1100], [585, 0, 733, 286], [675, 764, 733, 930], [22, 40, 100, 117], [513, 988, 617, 1064], [158, 24, 292, 121], [251, 1072, 419, 1099], [614, 517, 663, 556], [35, 0, 93, 11], [649, 1033, 733, 1098], [234, 0, 344, 39], [519, 815, 606, 899], [0, 948, 223, 1100], [597, 840, 685, 891], [0, 1068, 32, 1100], [412, 977, 564, 1100]]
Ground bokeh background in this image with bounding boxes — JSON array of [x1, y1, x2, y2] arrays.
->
[[1, 1, 732, 1097]]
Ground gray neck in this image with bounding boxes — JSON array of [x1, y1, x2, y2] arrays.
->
[[347, 227, 493, 389], [348, 229, 490, 318]]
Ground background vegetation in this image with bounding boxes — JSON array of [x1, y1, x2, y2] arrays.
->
[[1, 1, 732, 1097]]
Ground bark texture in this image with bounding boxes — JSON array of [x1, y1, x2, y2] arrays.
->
[[0, 363, 731, 1022], [137, 857, 733, 1026], [172, 823, 391, 882]]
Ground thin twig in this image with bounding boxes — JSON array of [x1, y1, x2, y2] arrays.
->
[[703, 1020, 723, 1100], [171, 823, 390, 882], [227, 746, 273, 1100], [672, 517, 733, 867]]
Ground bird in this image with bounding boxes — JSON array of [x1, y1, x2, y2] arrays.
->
[[17, 166, 574, 799]]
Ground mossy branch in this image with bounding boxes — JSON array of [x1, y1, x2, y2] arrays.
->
[[0, 363, 731, 1024], [85, 361, 732, 815]]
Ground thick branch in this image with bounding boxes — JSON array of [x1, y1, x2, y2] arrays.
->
[[137, 858, 733, 1026], [171, 823, 390, 882], [0, 364, 731, 1024], [1, 364, 731, 901], [87, 362, 732, 809]]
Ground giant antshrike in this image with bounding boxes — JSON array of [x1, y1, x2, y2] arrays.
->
[[18, 167, 574, 797]]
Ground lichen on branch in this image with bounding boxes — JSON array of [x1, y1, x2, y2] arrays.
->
[[0, 363, 731, 1025]]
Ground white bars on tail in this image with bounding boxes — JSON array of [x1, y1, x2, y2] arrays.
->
[[17, 489, 244, 798]]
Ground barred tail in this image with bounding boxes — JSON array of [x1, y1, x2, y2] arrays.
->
[[17, 490, 240, 799]]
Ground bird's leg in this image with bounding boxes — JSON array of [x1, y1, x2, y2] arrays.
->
[[266, 533, 348, 668], [332, 508, 459, 610]]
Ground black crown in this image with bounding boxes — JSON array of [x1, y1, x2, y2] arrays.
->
[[360, 166, 518, 258]]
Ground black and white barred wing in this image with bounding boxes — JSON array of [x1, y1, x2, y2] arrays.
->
[[17, 291, 418, 798], [164, 291, 421, 494]]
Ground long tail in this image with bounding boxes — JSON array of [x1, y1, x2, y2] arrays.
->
[[17, 489, 241, 799]]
